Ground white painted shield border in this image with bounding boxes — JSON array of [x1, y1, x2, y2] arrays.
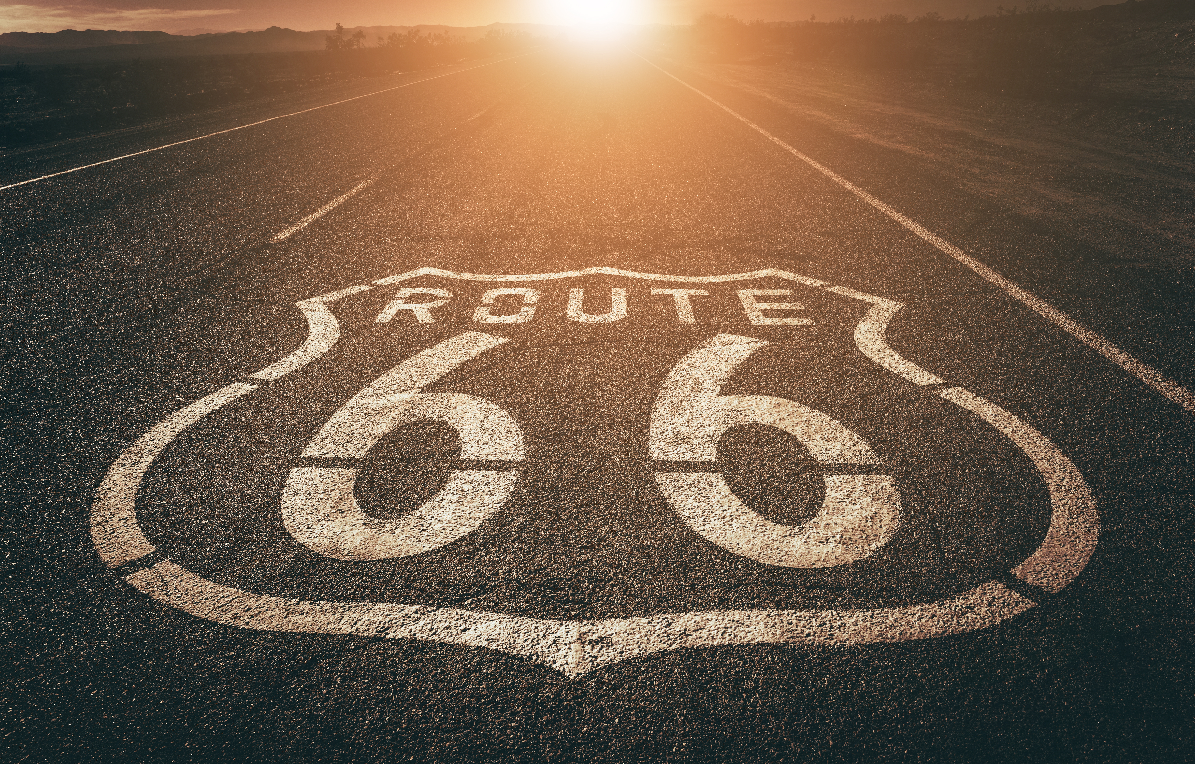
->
[[90, 268, 1098, 677]]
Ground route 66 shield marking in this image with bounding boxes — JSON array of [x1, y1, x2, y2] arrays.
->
[[91, 267, 1098, 676]]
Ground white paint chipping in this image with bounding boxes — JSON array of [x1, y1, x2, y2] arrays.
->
[[374, 266, 828, 287], [273, 180, 373, 242], [658, 472, 901, 568], [646, 59, 1195, 413], [474, 287, 540, 324], [567, 288, 628, 323], [301, 332, 516, 458], [374, 269, 931, 383], [282, 332, 524, 560], [376, 288, 452, 324], [91, 382, 257, 568], [939, 387, 1098, 592], [652, 288, 709, 324], [650, 334, 898, 567], [0, 55, 529, 192], [251, 284, 372, 381], [126, 559, 582, 671], [649, 334, 878, 464]]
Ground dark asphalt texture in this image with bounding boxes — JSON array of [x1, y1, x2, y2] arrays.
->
[[3, 47, 1194, 762]]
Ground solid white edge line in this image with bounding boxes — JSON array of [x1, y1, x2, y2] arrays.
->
[[0, 53, 530, 192], [273, 179, 374, 242], [643, 57, 1195, 415]]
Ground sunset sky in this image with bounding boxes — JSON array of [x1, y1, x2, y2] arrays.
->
[[0, 0, 1112, 34]]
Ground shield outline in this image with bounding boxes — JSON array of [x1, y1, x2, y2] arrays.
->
[[90, 267, 1098, 677]]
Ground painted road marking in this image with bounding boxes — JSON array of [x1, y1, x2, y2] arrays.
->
[[645, 59, 1195, 414], [940, 386, 1098, 593], [282, 331, 523, 560], [250, 284, 372, 382], [0, 54, 529, 192], [474, 287, 541, 324], [272, 179, 373, 242], [651, 334, 899, 568], [367, 284, 820, 325], [567, 287, 628, 323], [376, 288, 452, 324], [651, 288, 708, 323], [737, 290, 812, 326], [91, 268, 1099, 675], [91, 382, 258, 568]]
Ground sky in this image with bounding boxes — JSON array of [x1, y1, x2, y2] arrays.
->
[[0, 0, 1114, 35]]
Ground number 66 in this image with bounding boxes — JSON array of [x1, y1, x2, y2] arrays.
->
[[281, 332, 899, 567]]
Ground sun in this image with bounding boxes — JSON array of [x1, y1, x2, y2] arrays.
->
[[536, 0, 645, 37]]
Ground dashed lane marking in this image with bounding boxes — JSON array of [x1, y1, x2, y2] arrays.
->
[[272, 180, 374, 242], [0, 53, 529, 192], [91, 268, 1100, 676], [645, 58, 1195, 414], [270, 93, 510, 244]]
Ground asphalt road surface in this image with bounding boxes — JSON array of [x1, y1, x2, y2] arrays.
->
[[4, 46, 1194, 762]]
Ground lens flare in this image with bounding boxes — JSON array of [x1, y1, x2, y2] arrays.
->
[[537, 0, 644, 39]]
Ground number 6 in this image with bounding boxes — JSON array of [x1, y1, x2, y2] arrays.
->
[[281, 332, 523, 560], [650, 334, 900, 568]]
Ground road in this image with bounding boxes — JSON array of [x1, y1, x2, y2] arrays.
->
[[4, 46, 1194, 762]]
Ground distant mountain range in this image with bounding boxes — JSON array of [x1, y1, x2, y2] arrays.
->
[[2, 0, 1190, 66], [666, 0, 1187, 24], [0, 24, 546, 65]]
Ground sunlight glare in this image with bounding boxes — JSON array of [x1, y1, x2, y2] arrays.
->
[[537, 0, 644, 40]]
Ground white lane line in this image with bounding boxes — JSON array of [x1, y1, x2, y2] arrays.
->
[[0, 54, 528, 192], [645, 59, 1195, 414], [272, 179, 373, 242]]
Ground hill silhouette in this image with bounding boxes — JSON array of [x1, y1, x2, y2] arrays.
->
[[0, 24, 545, 65]]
